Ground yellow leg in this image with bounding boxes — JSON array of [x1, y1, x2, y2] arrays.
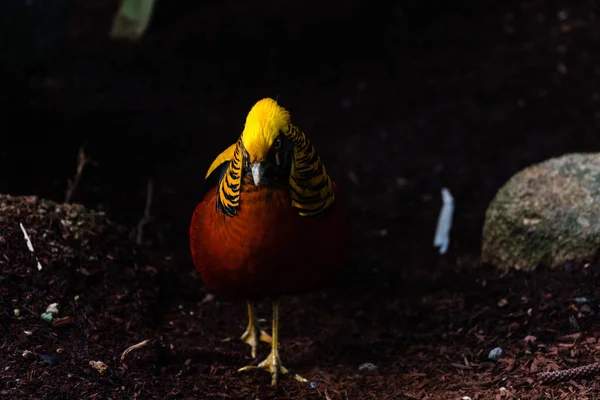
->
[[238, 300, 307, 386], [240, 301, 272, 358]]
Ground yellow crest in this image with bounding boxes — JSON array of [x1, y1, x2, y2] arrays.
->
[[241, 98, 290, 162], [204, 98, 335, 218]]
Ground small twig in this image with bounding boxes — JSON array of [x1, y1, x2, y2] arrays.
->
[[19, 223, 43, 271], [52, 316, 73, 328], [65, 146, 96, 204], [537, 362, 600, 383], [136, 178, 154, 245], [121, 339, 150, 362]]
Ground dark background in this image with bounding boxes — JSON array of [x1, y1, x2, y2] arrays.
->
[[3, 0, 599, 267]]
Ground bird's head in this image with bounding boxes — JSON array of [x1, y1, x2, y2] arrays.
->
[[240, 98, 294, 186]]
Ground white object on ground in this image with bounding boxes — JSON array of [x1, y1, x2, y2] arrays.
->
[[433, 187, 454, 254], [46, 303, 59, 315], [19, 223, 43, 271]]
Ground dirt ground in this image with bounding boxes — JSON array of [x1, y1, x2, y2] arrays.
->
[[2, 1, 600, 399]]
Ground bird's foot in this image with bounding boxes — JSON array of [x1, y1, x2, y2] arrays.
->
[[240, 323, 272, 359], [238, 348, 307, 386]]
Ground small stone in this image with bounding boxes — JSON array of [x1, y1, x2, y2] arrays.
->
[[41, 313, 53, 324], [89, 360, 108, 376], [56, 348, 65, 354], [309, 381, 318, 389], [22, 350, 35, 360], [574, 297, 590, 304], [358, 362, 378, 373], [488, 347, 503, 361], [13, 309, 20, 317], [497, 298, 508, 307], [46, 303, 59, 315], [23, 330, 33, 337]]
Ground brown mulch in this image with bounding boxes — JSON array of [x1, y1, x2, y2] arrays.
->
[[2, 0, 600, 399], [2, 196, 600, 400]]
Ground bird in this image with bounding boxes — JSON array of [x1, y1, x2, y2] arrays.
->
[[189, 97, 347, 386]]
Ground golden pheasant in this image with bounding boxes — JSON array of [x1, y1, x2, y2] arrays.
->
[[189, 98, 347, 385]]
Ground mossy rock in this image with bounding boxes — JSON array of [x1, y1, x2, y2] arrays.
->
[[482, 153, 600, 271]]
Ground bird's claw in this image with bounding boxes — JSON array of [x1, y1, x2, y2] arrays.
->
[[238, 349, 306, 386], [240, 325, 272, 359]]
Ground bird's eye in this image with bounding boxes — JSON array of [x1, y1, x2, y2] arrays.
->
[[273, 137, 281, 150]]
